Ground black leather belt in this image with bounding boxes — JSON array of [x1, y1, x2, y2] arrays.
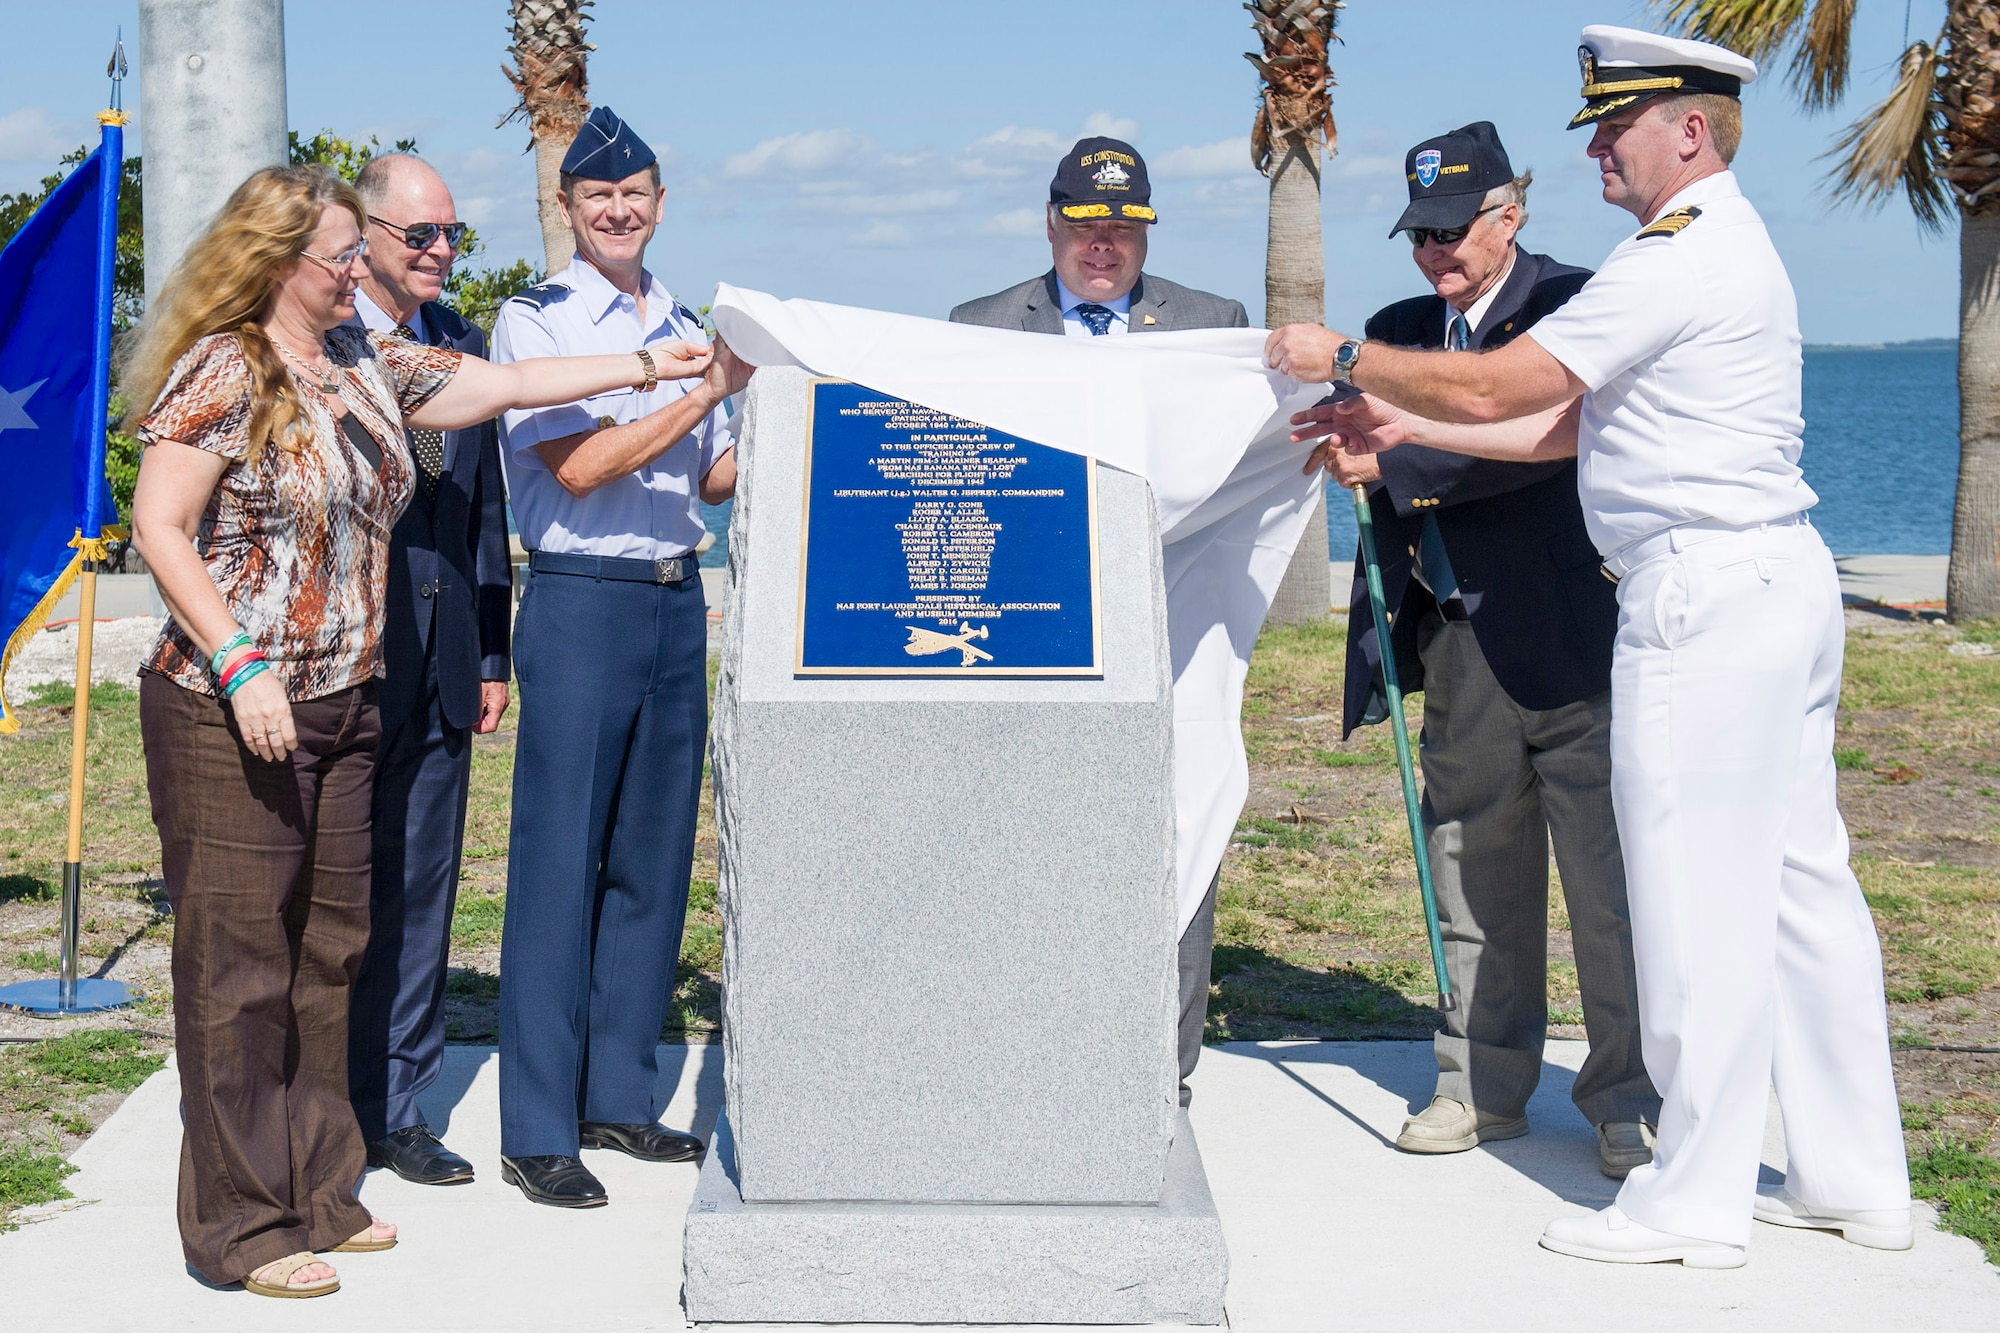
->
[[528, 550, 700, 585]]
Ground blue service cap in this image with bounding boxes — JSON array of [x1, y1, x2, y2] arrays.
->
[[560, 106, 657, 181]]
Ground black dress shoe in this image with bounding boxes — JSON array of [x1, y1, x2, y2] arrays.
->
[[499, 1154, 608, 1208], [578, 1120, 705, 1163], [366, 1124, 475, 1185]]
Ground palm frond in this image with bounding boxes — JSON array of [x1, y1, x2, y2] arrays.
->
[[1791, 0, 1855, 109], [1823, 41, 1950, 230], [1653, 0, 1808, 65], [1244, 0, 1343, 174]]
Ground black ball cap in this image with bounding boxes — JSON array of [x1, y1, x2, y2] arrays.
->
[[1388, 121, 1516, 238], [1049, 136, 1157, 224]]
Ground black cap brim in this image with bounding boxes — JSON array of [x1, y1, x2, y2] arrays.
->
[[1388, 190, 1486, 239]]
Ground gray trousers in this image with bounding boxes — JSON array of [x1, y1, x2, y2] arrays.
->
[[1417, 618, 1659, 1126], [1177, 872, 1218, 1109]]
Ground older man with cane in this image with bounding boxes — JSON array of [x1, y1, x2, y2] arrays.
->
[[1272, 26, 1912, 1267], [1331, 121, 1658, 1177]]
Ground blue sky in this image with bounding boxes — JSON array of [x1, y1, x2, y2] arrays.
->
[[3, 0, 1957, 341]]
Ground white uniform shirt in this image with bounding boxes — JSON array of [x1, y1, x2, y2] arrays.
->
[[1525, 171, 1817, 556], [492, 258, 731, 559], [1056, 277, 1132, 337]]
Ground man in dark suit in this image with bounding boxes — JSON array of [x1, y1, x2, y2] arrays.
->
[[346, 153, 514, 1185], [1331, 123, 1659, 1176], [951, 137, 1245, 1109]]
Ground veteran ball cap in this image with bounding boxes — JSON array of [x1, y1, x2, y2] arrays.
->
[[1050, 136, 1157, 224], [560, 105, 658, 182], [1570, 25, 1758, 129], [1389, 121, 1517, 239]]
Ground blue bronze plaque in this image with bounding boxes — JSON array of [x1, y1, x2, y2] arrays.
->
[[796, 379, 1101, 677]]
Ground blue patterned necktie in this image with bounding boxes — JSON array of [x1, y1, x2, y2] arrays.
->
[[1074, 302, 1115, 336], [394, 322, 445, 495], [1448, 313, 1470, 351]]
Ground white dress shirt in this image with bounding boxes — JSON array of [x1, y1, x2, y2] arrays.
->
[[354, 287, 425, 344], [1526, 171, 1818, 557], [1443, 247, 1516, 343], [1056, 277, 1132, 337], [492, 259, 732, 560]]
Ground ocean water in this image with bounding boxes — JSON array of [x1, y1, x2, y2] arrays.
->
[[697, 345, 1961, 568]]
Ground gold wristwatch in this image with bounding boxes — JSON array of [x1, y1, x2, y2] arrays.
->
[[635, 348, 658, 393]]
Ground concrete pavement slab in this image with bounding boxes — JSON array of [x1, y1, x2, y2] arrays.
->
[[2, 1039, 1993, 1331]]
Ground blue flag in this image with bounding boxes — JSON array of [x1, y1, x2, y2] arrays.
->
[[0, 122, 123, 733]]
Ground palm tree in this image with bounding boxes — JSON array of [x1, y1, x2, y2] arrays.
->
[[1248, 0, 1343, 625], [1660, 0, 2000, 622], [502, 0, 595, 275]]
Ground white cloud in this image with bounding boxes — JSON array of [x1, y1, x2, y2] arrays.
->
[[1152, 137, 1251, 180], [851, 219, 913, 247], [0, 106, 82, 166], [957, 125, 1068, 180], [1081, 111, 1140, 142], [985, 207, 1045, 237], [723, 129, 874, 180]]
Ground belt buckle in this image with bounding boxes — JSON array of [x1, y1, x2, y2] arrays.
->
[[1600, 564, 1621, 585], [654, 557, 676, 584]]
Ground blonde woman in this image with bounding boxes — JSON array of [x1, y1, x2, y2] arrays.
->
[[126, 164, 730, 1298]]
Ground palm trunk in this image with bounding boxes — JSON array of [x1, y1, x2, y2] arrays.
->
[[533, 133, 574, 274], [1950, 207, 2000, 621], [1265, 133, 1332, 626]]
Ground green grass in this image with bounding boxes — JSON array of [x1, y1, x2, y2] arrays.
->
[[0, 1144, 77, 1231], [1909, 1133, 2000, 1265], [1834, 747, 1872, 771], [10, 949, 58, 972], [21, 1030, 164, 1095], [1859, 857, 2000, 1002]]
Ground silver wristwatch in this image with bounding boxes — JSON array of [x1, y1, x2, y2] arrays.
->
[[1332, 339, 1364, 384]]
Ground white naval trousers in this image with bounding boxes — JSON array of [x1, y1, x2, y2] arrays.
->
[[1605, 519, 1909, 1245]]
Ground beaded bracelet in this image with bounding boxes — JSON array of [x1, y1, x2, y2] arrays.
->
[[209, 630, 252, 677], [221, 658, 269, 699], [217, 649, 268, 697]]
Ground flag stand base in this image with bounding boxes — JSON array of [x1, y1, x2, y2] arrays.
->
[[0, 978, 139, 1016]]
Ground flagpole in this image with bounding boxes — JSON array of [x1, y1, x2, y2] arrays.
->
[[5, 35, 140, 1017]]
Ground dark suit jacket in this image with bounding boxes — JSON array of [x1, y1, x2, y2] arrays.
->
[[948, 270, 1249, 334], [1342, 247, 1614, 737], [375, 302, 513, 733]]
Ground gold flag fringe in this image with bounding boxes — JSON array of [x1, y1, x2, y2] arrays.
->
[[0, 525, 131, 734]]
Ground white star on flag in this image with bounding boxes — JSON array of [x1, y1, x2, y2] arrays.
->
[[0, 379, 47, 433]]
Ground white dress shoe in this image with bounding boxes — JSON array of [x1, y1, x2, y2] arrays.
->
[[1395, 1096, 1529, 1154], [1540, 1205, 1747, 1269], [1753, 1183, 1914, 1250], [1596, 1120, 1656, 1179]]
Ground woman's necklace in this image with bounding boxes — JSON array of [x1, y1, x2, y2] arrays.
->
[[275, 339, 341, 395]]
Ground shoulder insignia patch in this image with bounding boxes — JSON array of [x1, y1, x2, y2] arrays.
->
[[673, 299, 706, 330], [507, 282, 573, 310], [1637, 205, 1702, 239]]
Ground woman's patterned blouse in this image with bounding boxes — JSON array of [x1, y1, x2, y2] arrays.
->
[[138, 325, 459, 700]]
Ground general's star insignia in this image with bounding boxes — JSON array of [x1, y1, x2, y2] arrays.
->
[[0, 378, 46, 433]]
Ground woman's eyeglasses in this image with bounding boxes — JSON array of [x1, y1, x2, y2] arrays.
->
[[370, 216, 469, 251], [1407, 206, 1502, 248], [301, 237, 370, 270]]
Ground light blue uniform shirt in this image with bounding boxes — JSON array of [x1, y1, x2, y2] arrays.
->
[[492, 258, 731, 559], [1056, 277, 1131, 337]]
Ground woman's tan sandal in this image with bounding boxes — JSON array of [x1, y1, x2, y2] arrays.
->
[[330, 1219, 397, 1253], [244, 1252, 340, 1299]]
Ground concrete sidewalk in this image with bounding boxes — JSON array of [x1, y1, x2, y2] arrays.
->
[[0, 1040, 1990, 1331]]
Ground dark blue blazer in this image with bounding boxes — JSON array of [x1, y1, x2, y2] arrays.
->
[[1341, 248, 1615, 737], [376, 303, 512, 732]]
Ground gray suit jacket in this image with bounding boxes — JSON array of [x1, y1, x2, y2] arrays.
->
[[949, 270, 1248, 334]]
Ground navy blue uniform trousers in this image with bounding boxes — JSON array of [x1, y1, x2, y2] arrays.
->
[[498, 569, 708, 1157], [349, 646, 471, 1142]]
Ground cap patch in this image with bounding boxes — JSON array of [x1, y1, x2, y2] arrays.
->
[[1415, 149, 1442, 189], [1091, 159, 1131, 188]]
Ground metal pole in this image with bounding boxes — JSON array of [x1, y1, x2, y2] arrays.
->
[[59, 564, 98, 1008], [1350, 483, 1454, 1012]]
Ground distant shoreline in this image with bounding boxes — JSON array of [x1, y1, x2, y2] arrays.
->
[[1803, 337, 1956, 353]]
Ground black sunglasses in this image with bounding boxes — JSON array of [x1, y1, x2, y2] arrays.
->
[[1407, 205, 1502, 248], [369, 215, 468, 251]]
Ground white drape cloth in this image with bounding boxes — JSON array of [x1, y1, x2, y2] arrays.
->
[[711, 285, 1330, 934]]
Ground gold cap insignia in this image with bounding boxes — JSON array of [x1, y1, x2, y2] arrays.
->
[[595, 414, 617, 430]]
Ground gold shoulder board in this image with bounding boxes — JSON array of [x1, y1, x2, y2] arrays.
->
[[1637, 205, 1702, 239]]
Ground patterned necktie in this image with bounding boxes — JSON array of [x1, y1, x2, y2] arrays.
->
[[394, 322, 445, 494], [1448, 314, 1471, 351], [1073, 302, 1115, 336]]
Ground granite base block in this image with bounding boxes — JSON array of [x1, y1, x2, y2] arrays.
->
[[682, 1109, 1228, 1325]]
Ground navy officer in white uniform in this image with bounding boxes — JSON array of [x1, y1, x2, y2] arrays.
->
[[1271, 27, 1911, 1267], [492, 106, 751, 1208]]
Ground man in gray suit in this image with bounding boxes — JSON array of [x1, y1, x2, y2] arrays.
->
[[951, 136, 1246, 1107]]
